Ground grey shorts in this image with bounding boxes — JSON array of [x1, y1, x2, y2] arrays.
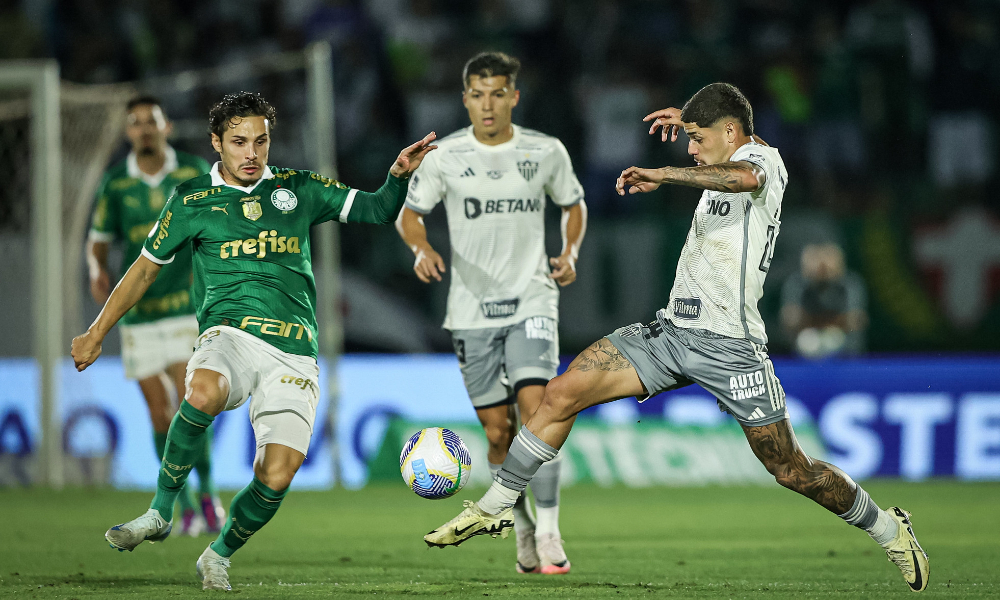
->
[[606, 318, 788, 426], [449, 316, 559, 408]]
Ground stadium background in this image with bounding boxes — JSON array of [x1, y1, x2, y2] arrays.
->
[[0, 1, 998, 597]]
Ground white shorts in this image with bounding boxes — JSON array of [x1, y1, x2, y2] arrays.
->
[[186, 325, 319, 456], [120, 314, 199, 380]]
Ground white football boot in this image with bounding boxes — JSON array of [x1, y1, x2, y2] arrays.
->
[[424, 500, 513, 547], [883, 507, 929, 592], [196, 546, 232, 591], [536, 532, 571, 574], [105, 508, 171, 552], [515, 527, 541, 573]]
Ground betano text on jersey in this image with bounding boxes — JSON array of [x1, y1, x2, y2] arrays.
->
[[405, 125, 583, 330]]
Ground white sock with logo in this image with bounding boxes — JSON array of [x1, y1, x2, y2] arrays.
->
[[491, 463, 534, 532]]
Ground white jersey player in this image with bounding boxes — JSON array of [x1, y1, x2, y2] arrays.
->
[[397, 52, 587, 575], [426, 83, 929, 596]]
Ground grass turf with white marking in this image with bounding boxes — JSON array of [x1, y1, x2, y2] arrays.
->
[[0, 481, 995, 598]]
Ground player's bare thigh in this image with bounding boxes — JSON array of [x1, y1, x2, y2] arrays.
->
[[184, 368, 230, 416], [525, 338, 646, 447]]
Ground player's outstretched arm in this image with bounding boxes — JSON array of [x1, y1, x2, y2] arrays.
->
[[396, 207, 445, 283], [71, 254, 161, 371], [389, 132, 438, 179], [549, 201, 587, 287], [617, 162, 765, 195], [346, 133, 439, 225]]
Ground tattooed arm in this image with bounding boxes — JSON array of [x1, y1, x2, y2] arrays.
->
[[616, 161, 765, 195]]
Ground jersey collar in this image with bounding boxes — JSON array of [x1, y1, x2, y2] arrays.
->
[[126, 145, 177, 188], [209, 161, 275, 193], [467, 123, 521, 151]]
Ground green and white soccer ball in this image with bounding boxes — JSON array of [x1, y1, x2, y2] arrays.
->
[[399, 427, 472, 499]]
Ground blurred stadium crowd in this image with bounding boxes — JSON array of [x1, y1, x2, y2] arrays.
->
[[2, 0, 999, 355]]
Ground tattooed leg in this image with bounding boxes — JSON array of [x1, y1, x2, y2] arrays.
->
[[524, 338, 646, 449], [743, 419, 858, 514]]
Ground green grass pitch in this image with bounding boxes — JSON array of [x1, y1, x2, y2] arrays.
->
[[1, 481, 996, 598]]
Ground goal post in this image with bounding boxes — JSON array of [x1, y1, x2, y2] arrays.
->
[[305, 41, 344, 487], [0, 60, 64, 488]]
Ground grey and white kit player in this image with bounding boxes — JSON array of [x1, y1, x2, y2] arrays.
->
[[608, 139, 788, 423], [403, 123, 583, 573], [426, 83, 928, 594]]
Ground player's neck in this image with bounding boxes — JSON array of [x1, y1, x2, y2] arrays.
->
[[473, 124, 514, 146], [134, 147, 167, 176], [722, 135, 754, 162]]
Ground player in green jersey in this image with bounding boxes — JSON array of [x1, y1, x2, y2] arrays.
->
[[72, 91, 437, 591], [87, 96, 223, 537]]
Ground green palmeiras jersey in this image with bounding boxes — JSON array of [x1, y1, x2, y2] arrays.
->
[[89, 146, 211, 325], [142, 162, 407, 358]]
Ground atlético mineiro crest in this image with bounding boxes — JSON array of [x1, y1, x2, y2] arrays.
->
[[242, 197, 263, 221], [517, 159, 538, 182], [271, 188, 298, 211]]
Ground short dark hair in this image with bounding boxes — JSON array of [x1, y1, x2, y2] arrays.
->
[[680, 83, 754, 136], [462, 52, 521, 88], [126, 95, 163, 112], [208, 92, 277, 139]]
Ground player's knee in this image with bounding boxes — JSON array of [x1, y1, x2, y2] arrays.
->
[[254, 460, 298, 492], [483, 421, 514, 451], [540, 377, 582, 420], [184, 372, 228, 414]]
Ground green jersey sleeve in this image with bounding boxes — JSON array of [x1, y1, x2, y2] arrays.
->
[[89, 172, 120, 242], [141, 193, 194, 265], [306, 171, 408, 226]]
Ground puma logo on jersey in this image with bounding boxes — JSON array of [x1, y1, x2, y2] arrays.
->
[[211, 205, 228, 215]]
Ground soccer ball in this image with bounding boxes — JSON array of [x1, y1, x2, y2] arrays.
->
[[399, 427, 472, 499]]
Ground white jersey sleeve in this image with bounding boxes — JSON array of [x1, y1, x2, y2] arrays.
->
[[730, 142, 783, 209], [544, 139, 584, 207], [404, 150, 445, 215]]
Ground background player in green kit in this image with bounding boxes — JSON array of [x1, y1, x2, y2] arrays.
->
[[71, 91, 438, 590], [87, 96, 222, 537]]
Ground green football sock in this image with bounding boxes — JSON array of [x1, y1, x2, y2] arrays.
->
[[154, 430, 197, 514], [150, 401, 214, 522], [192, 425, 217, 498], [210, 477, 287, 558]]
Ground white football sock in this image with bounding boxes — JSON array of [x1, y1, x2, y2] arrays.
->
[[479, 480, 521, 515], [535, 505, 560, 537], [867, 508, 900, 547], [491, 462, 534, 532]]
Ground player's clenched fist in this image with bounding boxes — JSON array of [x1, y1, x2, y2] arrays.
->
[[71, 330, 103, 372], [549, 254, 577, 286]]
